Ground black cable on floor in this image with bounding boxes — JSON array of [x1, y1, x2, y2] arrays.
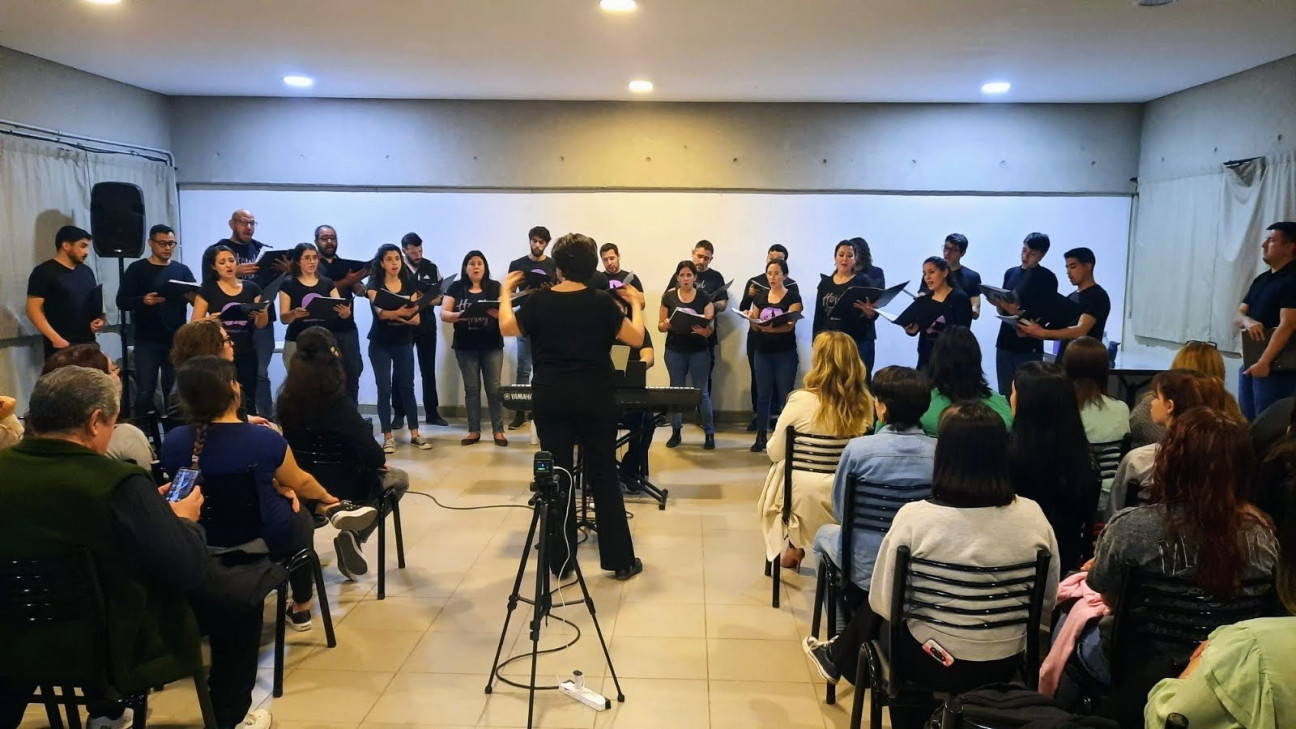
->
[[405, 490, 532, 511]]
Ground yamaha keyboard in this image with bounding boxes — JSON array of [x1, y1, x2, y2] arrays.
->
[[501, 385, 701, 413]]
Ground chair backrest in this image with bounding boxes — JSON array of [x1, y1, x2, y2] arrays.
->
[[0, 549, 108, 685], [1089, 435, 1132, 483], [1107, 568, 1273, 686], [196, 469, 265, 549], [839, 479, 930, 584], [781, 425, 854, 522], [887, 544, 1051, 692], [287, 429, 378, 504]]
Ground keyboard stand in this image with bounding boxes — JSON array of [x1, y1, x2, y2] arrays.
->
[[615, 408, 669, 511]]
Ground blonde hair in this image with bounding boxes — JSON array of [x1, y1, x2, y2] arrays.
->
[[801, 331, 875, 437], [1171, 341, 1225, 381]]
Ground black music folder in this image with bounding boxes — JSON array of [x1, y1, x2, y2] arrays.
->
[[1242, 328, 1296, 372], [84, 284, 104, 321], [889, 295, 947, 330], [668, 308, 711, 335], [305, 295, 348, 320], [828, 280, 910, 318], [460, 299, 500, 318], [979, 283, 1017, 305], [417, 273, 456, 302], [371, 289, 417, 311], [219, 301, 270, 321], [161, 279, 202, 299], [742, 310, 805, 327], [253, 250, 293, 288]]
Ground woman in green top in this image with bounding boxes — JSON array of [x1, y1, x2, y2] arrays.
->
[[919, 325, 1012, 436]]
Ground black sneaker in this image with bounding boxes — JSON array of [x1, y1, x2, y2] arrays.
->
[[704, 434, 716, 450], [665, 429, 682, 448], [426, 414, 450, 427], [286, 606, 312, 633], [803, 637, 840, 684], [613, 558, 643, 581], [508, 411, 527, 430], [333, 530, 368, 581], [324, 501, 379, 532], [750, 432, 767, 453]]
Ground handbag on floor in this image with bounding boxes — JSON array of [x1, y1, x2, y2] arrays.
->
[[931, 683, 1119, 728]]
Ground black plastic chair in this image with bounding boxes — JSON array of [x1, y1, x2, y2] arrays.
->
[[765, 425, 854, 608], [288, 430, 407, 600], [1084, 435, 1131, 560], [198, 470, 338, 699], [810, 477, 930, 705], [0, 550, 216, 729], [854, 545, 1052, 729]]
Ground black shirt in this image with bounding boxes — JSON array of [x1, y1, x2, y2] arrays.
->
[[208, 238, 276, 323], [516, 288, 625, 389], [26, 259, 100, 349], [199, 280, 262, 351], [663, 268, 728, 347], [446, 279, 503, 350], [508, 256, 557, 285], [318, 255, 365, 333], [367, 279, 419, 346], [408, 259, 442, 333], [1056, 284, 1112, 360], [740, 274, 799, 342], [281, 276, 337, 342], [918, 265, 982, 297], [661, 288, 713, 354], [995, 265, 1059, 353], [117, 259, 196, 342], [812, 272, 878, 342], [1242, 261, 1296, 328], [862, 265, 886, 289], [607, 270, 642, 291], [750, 287, 803, 354], [916, 289, 974, 369]]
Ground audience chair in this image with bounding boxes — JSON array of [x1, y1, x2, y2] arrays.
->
[[810, 477, 930, 705], [765, 425, 854, 608], [198, 471, 338, 699], [1087, 435, 1132, 551], [0, 550, 216, 729], [853, 546, 1052, 729], [288, 430, 407, 600]]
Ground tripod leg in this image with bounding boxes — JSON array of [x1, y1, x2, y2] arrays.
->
[[485, 498, 543, 694], [527, 497, 553, 729], [572, 560, 625, 702]]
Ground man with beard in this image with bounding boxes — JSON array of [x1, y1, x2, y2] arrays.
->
[[395, 232, 448, 426], [26, 225, 106, 357], [506, 225, 556, 430], [314, 224, 368, 403]]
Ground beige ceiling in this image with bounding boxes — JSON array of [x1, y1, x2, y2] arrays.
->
[[2, 0, 1294, 103]]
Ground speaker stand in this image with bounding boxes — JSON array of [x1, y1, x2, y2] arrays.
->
[[116, 256, 135, 421]]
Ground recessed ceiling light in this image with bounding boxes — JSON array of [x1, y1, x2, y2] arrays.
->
[[600, 0, 637, 12], [283, 75, 315, 88], [1135, 0, 1178, 6], [84, 0, 123, 5], [981, 81, 1012, 95], [628, 79, 654, 94]]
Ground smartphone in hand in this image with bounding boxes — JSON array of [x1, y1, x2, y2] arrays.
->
[[167, 468, 201, 503]]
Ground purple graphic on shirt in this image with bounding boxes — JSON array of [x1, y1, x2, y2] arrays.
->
[[759, 306, 783, 321]]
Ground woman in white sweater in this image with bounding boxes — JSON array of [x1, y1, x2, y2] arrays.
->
[[805, 400, 1059, 728], [758, 331, 874, 570]]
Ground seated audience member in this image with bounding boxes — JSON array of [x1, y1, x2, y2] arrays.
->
[[1144, 617, 1296, 729], [162, 356, 377, 631], [0, 366, 271, 729], [0, 393, 20, 450], [277, 326, 410, 581], [1129, 341, 1223, 448], [1107, 370, 1237, 516], [812, 365, 936, 603], [169, 319, 275, 430], [1063, 336, 1131, 445], [1069, 409, 1278, 700], [1254, 419, 1296, 614], [1009, 361, 1101, 573], [1251, 395, 1295, 458], [804, 400, 1060, 729], [758, 331, 874, 570], [919, 325, 1012, 436], [42, 343, 154, 468]]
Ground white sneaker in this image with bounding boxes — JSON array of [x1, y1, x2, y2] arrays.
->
[[239, 709, 273, 728], [87, 708, 132, 729], [382, 436, 396, 454], [410, 435, 433, 450]]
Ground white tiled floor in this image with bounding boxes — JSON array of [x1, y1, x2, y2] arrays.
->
[[20, 423, 885, 728]]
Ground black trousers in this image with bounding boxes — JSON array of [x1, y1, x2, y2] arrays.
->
[[269, 507, 317, 604], [618, 410, 656, 482], [231, 338, 259, 417], [533, 381, 636, 574], [395, 328, 440, 423]]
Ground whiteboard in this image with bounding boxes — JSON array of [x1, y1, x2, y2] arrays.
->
[[178, 189, 1131, 411]]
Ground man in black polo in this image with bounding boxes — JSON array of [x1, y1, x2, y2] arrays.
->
[[506, 225, 556, 430], [739, 244, 794, 430], [600, 242, 642, 291], [26, 225, 106, 357], [395, 232, 448, 426], [918, 233, 983, 319], [116, 224, 197, 419], [988, 232, 1058, 396], [663, 240, 729, 396], [1235, 221, 1296, 420], [315, 224, 368, 403], [1018, 246, 1110, 360]]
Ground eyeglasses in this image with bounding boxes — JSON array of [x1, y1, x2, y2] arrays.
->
[[1185, 340, 1218, 348], [221, 337, 233, 347], [150, 239, 177, 247]]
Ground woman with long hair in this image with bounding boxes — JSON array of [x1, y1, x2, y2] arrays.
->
[[162, 355, 377, 630], [1009, 361, 1101, 572], [1252, 403, 1296, 614], [747, 258, 804, 452], [1062, 336, 1130, 446], [366, 243, 429, 453], [191, 244, 269, 415], [905, 256, 972, 370], [279, 242, 349, 367], [441, 250, 506, 446], [659, 259, 716, 449], [919, 325, 1012, 436], [1129, 341, 1224, 448], [813, 241, 881, 382], [758, 331, 875, 570], [804, 400, 1059, 728], [277, 327, 409, 581], [41, 343, 153, 468]]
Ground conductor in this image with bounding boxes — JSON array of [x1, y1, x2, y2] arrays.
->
[[499, 233, 646, 581]]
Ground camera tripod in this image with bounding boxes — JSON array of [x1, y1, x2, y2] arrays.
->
[[484, 455, 625, 728]]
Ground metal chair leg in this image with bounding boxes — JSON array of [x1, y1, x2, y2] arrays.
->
[[39, 686, 63, 729], [377, 501, 387, 601], [771, 557, 782, 608], [62, 686, 81, 729], [309, 551, 337, 648], [193, 667, 218, 729], [811, 561, 827, 639], [391, 494, 406, 568], [273, 583, 288, 697]]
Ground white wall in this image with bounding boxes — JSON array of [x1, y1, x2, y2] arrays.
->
[[179, 189, 1130, 413]]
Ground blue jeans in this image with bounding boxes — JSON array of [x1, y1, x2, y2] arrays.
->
[[253, 325, 275, 418], [1238, 370, 1296, 420], [132, 339, 173, 418], [516, 335, 533, 385], [754, 349, 798, 433], [854, 338, 875, 386], [665, 348, 714, 434], [335, 328, 364, 405], [456, 348, 504, 434], [996, 349, 1042, 397], [369, 340, 417, 433]]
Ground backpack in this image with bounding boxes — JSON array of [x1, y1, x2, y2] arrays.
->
[[932, 683, 1120, 728]]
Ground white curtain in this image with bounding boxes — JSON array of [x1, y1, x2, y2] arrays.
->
[[0, 133, 177, 405], [1130, 152, 1296, 351]]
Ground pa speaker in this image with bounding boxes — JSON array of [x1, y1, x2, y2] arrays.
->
[[90, 181, 146, 258]]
